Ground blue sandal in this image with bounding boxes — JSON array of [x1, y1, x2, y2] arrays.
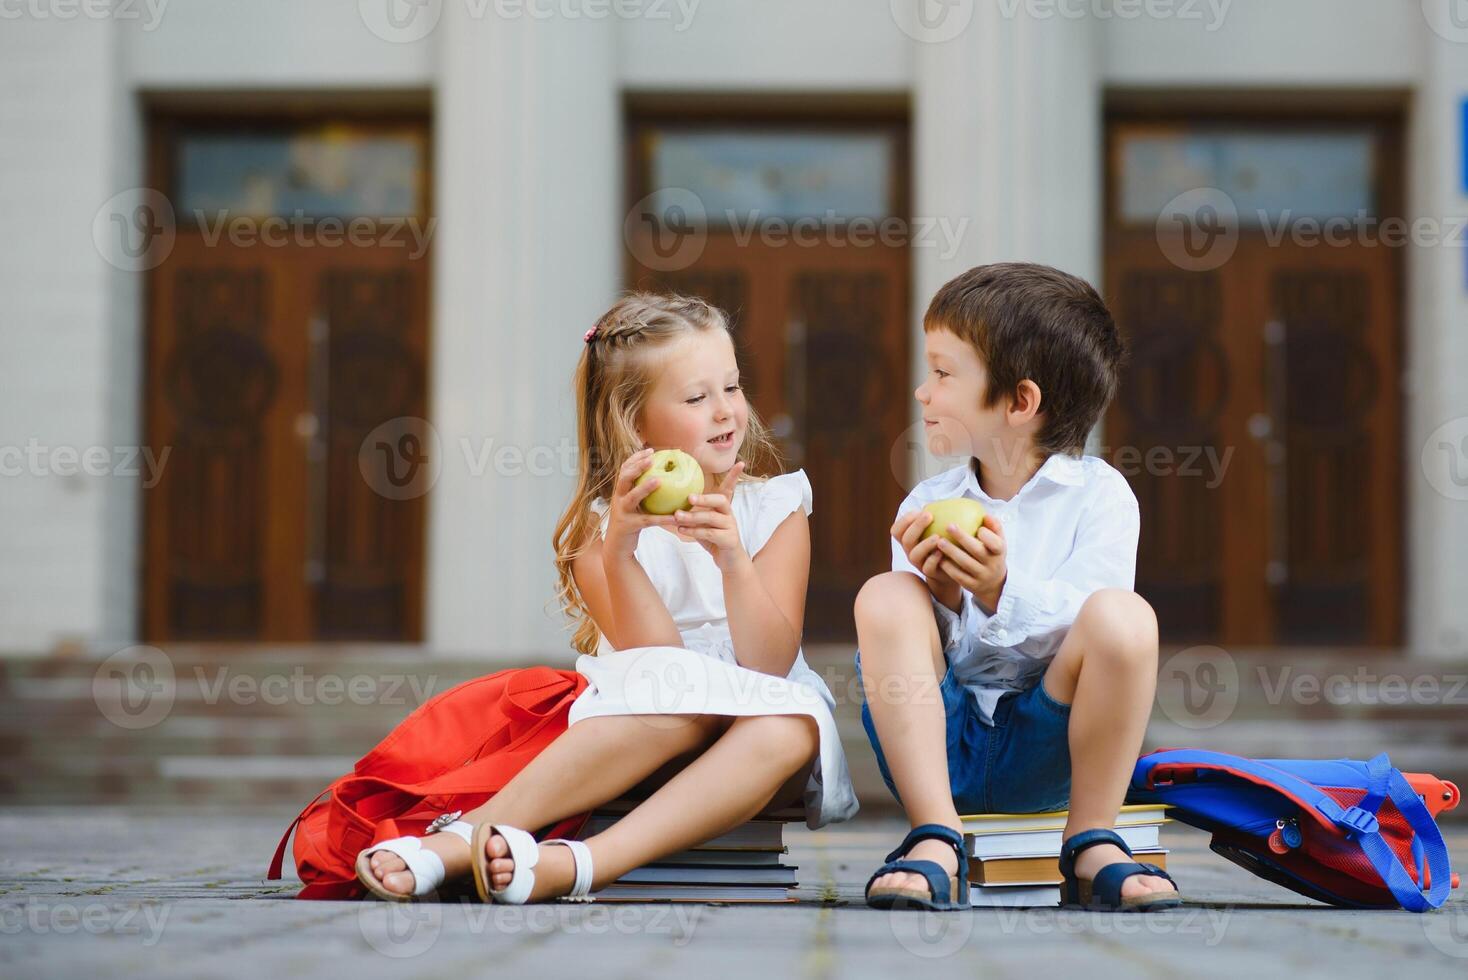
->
[[1059, 828, 1183, 912], [864, 823, 970, 911]]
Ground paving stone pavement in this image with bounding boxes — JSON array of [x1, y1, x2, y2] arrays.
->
[[1, 807, 1467, 979]]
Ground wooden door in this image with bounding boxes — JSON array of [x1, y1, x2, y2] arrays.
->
[[1104, 238, 1238, 642], [143, 221, 429, 642], [1244, 240, 1401, 645], [1104, 123, 1403, 646], [623, 110, 913, 640]]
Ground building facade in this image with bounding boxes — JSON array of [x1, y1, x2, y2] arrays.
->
[[3, 0, 1466, 661]]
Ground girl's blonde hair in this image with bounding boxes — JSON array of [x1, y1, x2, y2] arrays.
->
[[552, 292, 782, 654]]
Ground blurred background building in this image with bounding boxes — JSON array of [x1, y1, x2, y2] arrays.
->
[[3, 0, 1468, 810]]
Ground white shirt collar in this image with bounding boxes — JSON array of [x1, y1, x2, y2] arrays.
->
[[960, 452, 1086, 501]]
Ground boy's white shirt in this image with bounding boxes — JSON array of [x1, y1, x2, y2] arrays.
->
[[891, 452, 1140, 724]]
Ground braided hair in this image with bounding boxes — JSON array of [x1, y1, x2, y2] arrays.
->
[[551, 292, 781, 654]]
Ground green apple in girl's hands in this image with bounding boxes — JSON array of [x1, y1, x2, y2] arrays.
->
[[636, 449, 705, 515], [920, 497, 986, 542]]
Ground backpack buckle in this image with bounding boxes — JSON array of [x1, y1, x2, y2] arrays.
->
[[1335, 806, 1380, 837]]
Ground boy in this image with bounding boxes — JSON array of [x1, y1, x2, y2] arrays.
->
[[856, 263, 1180, 911]]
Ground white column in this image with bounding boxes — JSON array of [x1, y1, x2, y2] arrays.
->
[[427, 6, 620, 660], [1407, 16, 1468, 658], [0, 14, 138, 653], [909, 5, 1101, 423]]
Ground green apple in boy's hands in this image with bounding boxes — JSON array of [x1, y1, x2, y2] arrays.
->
[[919, 498, 987, 543], [636, 449, 705, 515], [891, 505, 965, 613], [892, 500, 1003, 615], [930, 509, 1008, 615]]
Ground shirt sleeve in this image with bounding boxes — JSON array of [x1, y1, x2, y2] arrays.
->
[[974, 473, 1140, 650], [747, 470, 814, 557], [889, 491, 922, 576], [928, 591, 980, 655]]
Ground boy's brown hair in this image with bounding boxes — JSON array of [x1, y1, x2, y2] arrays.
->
[[924, 262, 1125, 456]]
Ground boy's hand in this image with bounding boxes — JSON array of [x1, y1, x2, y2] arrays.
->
[[930, 513, 1008, 614], [891, 510, 963, 613]]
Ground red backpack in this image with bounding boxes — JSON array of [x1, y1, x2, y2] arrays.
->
[[267, 666, 590, 899]]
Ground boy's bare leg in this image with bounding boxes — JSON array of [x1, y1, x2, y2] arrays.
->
[[482, 714, 819, 899], [1043, 588, 1174, 898], [366, 712, 726, 895], [855, 571, 962, 897]]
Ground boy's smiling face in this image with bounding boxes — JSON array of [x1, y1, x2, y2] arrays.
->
[[915, 326, 1009, 462]]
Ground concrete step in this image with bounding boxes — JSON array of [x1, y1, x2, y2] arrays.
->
[[4, 648, 1466, 814]]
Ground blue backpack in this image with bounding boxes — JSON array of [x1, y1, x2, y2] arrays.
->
[[1126, 749, 1459, 912]]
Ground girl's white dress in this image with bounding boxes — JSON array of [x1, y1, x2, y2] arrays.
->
[[567, 470, 859, 828]]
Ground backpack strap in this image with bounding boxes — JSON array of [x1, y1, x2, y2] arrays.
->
[[268, 788, 332, 881], [1355, 768, 1453, 912], [1358, 752, 1390, 817], [1140, 749, 1379, 837]]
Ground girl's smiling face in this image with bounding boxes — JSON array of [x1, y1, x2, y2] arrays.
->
[[637, 329, 748, 481]]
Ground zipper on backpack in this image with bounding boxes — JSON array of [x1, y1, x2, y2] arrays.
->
[[1268, 817, 1302, 854]]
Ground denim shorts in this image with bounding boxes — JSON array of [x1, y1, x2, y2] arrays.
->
[[855, 649, 1074, 815]]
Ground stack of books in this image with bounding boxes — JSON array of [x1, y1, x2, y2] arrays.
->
[[962, 804, 1171, 908], [579, 799, 803, 903]]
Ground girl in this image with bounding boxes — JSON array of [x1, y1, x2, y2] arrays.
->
[[356, 293, 857, 903]]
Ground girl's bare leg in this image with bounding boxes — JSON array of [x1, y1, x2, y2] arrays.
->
[[366, 712, 725, 895], [483, 713, 819, 900]]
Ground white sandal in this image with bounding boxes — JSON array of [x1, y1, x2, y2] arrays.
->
[[471, 823, 595, 904], [355, 811, 475, 901]]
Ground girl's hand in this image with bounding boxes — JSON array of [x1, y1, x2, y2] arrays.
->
[[604, 448, 679, 560], [674, 462, 748, 571]]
